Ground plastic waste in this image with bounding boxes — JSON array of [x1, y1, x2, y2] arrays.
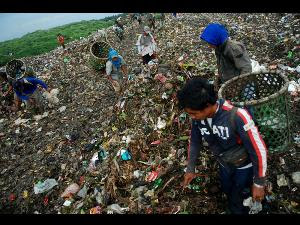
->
[[154, 73, 167, 83], [161, 92, 168, 99], [58, 106, 66, 113], [107, 204, 128, 214], [153, 178, 163, 189], [23, 191, 28, 199], [150, 140, 161, 145], [133, 170, 143, 179], [9, 193, 16, 202], [251, 59, 266, 73], [296, 65, 300, 73], [43, 88, 59, 105], [291, 172, 300, 184], [63, 200, 72, 207], [146, 171, 159, 182], [277, 174, 288, 187], [90, 206, 102, 214], [34, 179, 58, 194], [156, 117, 166, 130], [179, 112, 187, 122], [77, 185, 88, 198], [61, 183, 80, 198], [117, 149, 132, 161], [243, 197, 262, 214]]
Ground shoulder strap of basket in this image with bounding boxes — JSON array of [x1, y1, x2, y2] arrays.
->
[[230, 106, 238, 135]]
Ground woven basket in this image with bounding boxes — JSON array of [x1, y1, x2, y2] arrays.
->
[[90, 41, 111, 70], [218, 71, 292, 152], [5, 59, 26, 80]]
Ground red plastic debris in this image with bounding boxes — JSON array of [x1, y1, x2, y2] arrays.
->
[[44, 196, 49, 206], [9, 194, 16, 202], [79, 176, 85, 186], [90, 206, 102, 214], [9, 194, 15, 202], [147, 171, 159, 182], [150, 140, 161, 145], [154, 74, 167, 84]]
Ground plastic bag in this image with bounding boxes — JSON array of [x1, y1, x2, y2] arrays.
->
[[251, 59, 266, 73], [243, 197, 262, 214], [34, 179, 58, 194], [61, 183, 80, 198]]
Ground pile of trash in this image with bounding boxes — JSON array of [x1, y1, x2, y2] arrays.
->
[[0, 13, 299, 214]]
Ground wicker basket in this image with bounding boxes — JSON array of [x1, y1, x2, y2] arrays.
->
[[90, 41, 111, 70], [5, 59, 26, 80], [218, 71, 292, 152]]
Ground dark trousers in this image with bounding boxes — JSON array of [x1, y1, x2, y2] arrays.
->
[[142, 54, 155, 65], [219, 165, 253, 214]]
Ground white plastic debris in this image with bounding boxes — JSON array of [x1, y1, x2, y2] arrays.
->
[[251, 59, 266, 73], [133, 170, 143, 179], [243, 197, 262, 214], [61, 183, 80, 197], [36, 127, 42, 133], [277, 174, 288, 187], [34, 179, 58, 194], [291, 172, 300, 184], [14, 118, 30, 126], [43, 89, 59, 105], [107, 204, 129, 214], [161, 92, 168, 99], [122, 135, 132, 145], [156, 117, 166, 130], [58, 106, 67, 113], [288, 81, 300, 95], [63, 200, 72, 207]]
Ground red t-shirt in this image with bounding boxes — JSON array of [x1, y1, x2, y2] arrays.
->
[[57, 36, 64, 44]]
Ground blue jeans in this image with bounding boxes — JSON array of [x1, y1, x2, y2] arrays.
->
[[219, 165, 253, 214]]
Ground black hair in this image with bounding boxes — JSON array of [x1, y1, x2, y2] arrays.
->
[[57, 33, 62, 36], [176, 77, 217, 110], [0, 71, 8, 81]]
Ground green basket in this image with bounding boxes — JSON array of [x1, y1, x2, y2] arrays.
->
[[90, 41, 111, 71], [218, 71, 292, 152]]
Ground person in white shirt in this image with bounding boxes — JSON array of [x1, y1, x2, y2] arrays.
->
[[136, 26, 157, 65]]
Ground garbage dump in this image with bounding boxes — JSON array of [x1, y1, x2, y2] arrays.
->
[[0, 13, 299, 214]]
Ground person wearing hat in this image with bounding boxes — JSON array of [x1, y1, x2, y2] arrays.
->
[[200, 23, 252, 89], [136, 26, 157, 65], [106, 48, 128, 93], [12, 76, 49, 112]]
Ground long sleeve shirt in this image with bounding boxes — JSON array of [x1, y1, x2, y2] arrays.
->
[[14, 77, 48, 101], [215, 39, 252, 83], [136, 33, 157, 56], [187, 99, 267, 186]]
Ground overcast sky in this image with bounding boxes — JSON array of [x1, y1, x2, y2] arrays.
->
[[0, 13, 121, 42]]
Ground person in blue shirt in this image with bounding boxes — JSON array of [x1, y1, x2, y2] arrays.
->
[[106, 48, 127, 93], [177, 77, 267, 214], [13, 77, 48, 112]]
